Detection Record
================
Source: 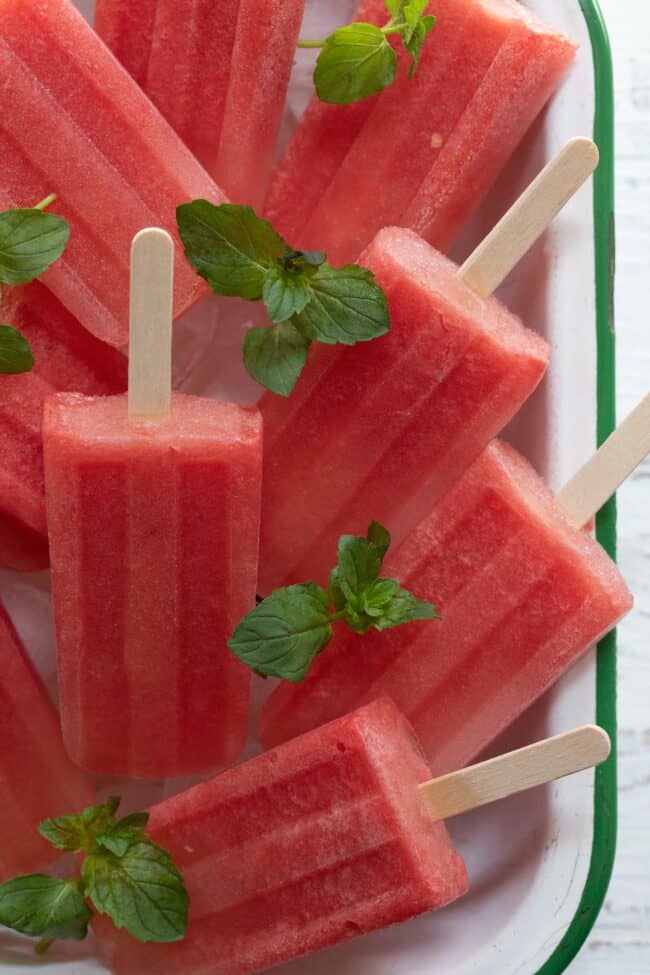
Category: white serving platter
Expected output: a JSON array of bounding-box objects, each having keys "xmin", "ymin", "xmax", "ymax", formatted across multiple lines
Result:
[{"xmin": 0, "ymin": 1, "xmax": 617, "ymax": 973}]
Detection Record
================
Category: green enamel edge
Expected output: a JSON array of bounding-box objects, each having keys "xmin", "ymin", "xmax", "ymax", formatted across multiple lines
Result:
[{"xmin": 536, "ymin": 1, "xmax": 617, "ymax": 972}]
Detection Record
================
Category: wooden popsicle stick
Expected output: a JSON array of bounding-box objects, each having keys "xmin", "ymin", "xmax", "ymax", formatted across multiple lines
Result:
[
  {"xmin": 556, "ymin": 393, "xmax": 650, "ymax": 528},
  {"xmin": 128, "ymin": 227, "xmax": 174, "ymax": 420},
  {"xmin": 418, "ymin": 725, "xmax": 610, "ymax": 822},
  {"xmin": 458, "ymin": 138, "xmax": 599, "ymax": 297}
]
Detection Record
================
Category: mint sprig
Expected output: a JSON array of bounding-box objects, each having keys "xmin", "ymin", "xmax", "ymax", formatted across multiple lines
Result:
[
  {"xmin": 0, "ymin": 797, "xmax": 188, "ymax": 952},
  {"xmin": 228, "ymin": 521, "xmax": 438, "ymax": 681},
  {"xmin": 298, "ymin": 0, "xmax": 436, "ymax": 104},
  {"xmin": 0, "ymin": 195, "xmax": 70, "ymax": 375},
  {"xmin": 177, "ymin": 203, "xmax": 390, "ymax": 396}
]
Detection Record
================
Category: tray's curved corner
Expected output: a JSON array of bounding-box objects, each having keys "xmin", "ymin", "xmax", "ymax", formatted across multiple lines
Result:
[{"xmin": 536, "ymin": 2, "xmax": 617, "ymax": 972}]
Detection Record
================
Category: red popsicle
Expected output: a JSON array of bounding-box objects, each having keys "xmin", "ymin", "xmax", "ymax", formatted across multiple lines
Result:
[
  {"xmin": 299, "ymin": 0, "xmax": 576, "ymax": 265},
  {"xmin": 94, "ymin": 698, "xmax": 468, "ymax": 975},
  {"xmin": 43, "ymin": 230, "xmax": 262, "ymax": 779},
  {"xmin": 259, "ymin": 227, "xmax": 549, "ymax": 593},
  {"xmin": 95, "ymin": 0, "xmax": 241, "ymax": 176},
  {"xmin": 0, "ymin": 602, "xmax": 93, "ymax": 881},
  {"xmin": 0, "ymin": 0, "xmax": 226, "ymax": 347},
  {"xmin": 263, "ymin": 0, "xmax": 389, "ymax": 243},
  {"xmin": 0, "ymin": 282, "xmax": 127, "ymax": 571},
  {"xmin": 259, "ymin": 440, "xmax": 634, "ymax": 774}
]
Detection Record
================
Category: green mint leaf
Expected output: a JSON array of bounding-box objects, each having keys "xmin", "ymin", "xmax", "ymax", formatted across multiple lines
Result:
[
  {"xmin": 228, "ymin": 583, "xmax": 333, "ymax": 681},
  {"xmin": 314, "ymin": 24, "xmax": 397, "ymax": 104},
  {"xmin": 383, "ymin": 0, "xmax": 403, "ymax": 15},
  {"xmin": 243, "ymin": 322, "xmax": 311, "ymax": 397},
  {"xmin": 39, "ymin": 796, "xmax": 121, "ymax": 852},
  {"xmin": 291, "ymin": 264, "xmax": 389, "ymax": 346},
  {"xmin": 0, "ymin": 325, "xmax": 34, "ymax": 374},
  {"xmin": 331, "ymin": 521, "xmax": 391, "ymax": 603},
  {"xmin": 96, "ymin": 812, "xmax": 151, "ymax": 858},
  {"xmin": 82, "ymin": 840, "xmax": 188, "ymax": 945},
  {"xmin": 0, "ymin": 208, "xmax": 69, "ymax": 286},
  {"xmin": 0, "ymin": 876, "xmax": 91, "ymax": 943},
  {"xmin": 366, "ymin": 582, "xmax": 439, "ymax": 630},
  {"xmin": 402, "ymin": 9, "xmax": 436, "ymax": 77},
  {"xmin": 263, "ymin": 266, "xmax": 314, "ymax": 323},
  {"xmin": 177, "ymin": 202, "xmax": 286, "ymax": 299}
]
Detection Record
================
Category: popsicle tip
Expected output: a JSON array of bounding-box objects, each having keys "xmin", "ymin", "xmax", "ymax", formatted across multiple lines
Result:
[
  {"xmin": 565, "ymin": 136, "xmax": 599, "ymax": 172},
  {"xmin": 131, "ymin": 226, "xmax": 174, "ymax": 254},
  {"xmin": 582, "ymin": 724, "xmax": 611, "ymax": 765}
]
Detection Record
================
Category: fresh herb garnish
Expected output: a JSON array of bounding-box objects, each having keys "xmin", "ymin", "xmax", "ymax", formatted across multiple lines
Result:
[
  {"xmin": 298, "ymin": 0, "xmax": 436, "ymax": 105},
  {"xmin": 0, "ymin": 797, "xmax": 188, "ymax": 952},
  {"xmin": 228, "ymin": 521, "xmax": 438, "ymax": 681},
  {"xmin": 0, "ymin": 195, "xmax": 70, "ymax": 375},
  {"xmin": 177, "ymin": 202, "xmax": 390, "ymax": 396}
]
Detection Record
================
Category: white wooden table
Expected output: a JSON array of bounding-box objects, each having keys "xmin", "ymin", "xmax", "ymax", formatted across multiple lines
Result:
[{"xmin": 570, "ymin": 1, "xmax": 650, "ymax": 970}]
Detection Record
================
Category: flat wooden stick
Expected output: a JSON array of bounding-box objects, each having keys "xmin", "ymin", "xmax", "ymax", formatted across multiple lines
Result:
[
  {"xmin": 128, "ymin": 228, "xmax": 174, "ymax": 420},
  {"xmin": 556, "ymin": 393, "xmax": 650, "ymax": 527},
  {"xmin": 458, "ymin": 138, "xmax": 599, "ymax": 297},
  {"xmin": 418, "ymin": 725, "xmax": 610, "ymax": 822}
]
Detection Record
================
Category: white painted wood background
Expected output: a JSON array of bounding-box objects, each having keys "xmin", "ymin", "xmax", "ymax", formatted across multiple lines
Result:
[{"xmin": 570, "ymin": 1, "xmax": 649, "ymax": 970}]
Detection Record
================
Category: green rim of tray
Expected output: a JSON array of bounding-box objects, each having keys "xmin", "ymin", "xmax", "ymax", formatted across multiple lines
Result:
[{"xmin": 536, "ymin": 1, "xmax": 617, "ymax": 972}]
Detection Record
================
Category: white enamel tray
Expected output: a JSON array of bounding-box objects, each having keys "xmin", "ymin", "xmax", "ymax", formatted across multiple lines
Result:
[{"xmin": 0, "ymin": 1, "xmax": 618, "ymax": 973}]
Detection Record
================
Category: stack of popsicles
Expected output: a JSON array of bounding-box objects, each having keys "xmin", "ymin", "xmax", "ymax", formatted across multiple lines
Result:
[
  {"xmin": 94, "ymin": 0, "xmax": 306, "ymax": 208},
  {"xmin": 265, "ymin": 0, "xmax": 577, "ymax": 263}
]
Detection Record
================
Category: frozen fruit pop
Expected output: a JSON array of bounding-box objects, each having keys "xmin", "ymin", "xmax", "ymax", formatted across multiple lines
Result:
[
  {"xmin": 0, "ymin": 602, "xmax": 93, "ymax": 881},
  {"xmin": 43, "ymin": 230, "xmax": 262, "ymax": 778},
  {"xmin": 266, "ymin": 0, "xmax": 576, "ymax": 264},
  {"xmin": 95, "ymin": 0, "xmax": 240, "ymax": 177},
  {"xmin": 0, "ymin": 282, "xmax": 127, "ymax": 572},
  {"xmin": 0, "ymin": 0, "xmax": 227, "ymax": 348},
  {"xmin": 94, "ymin": 699, "xmax": 609, "ymax": 975},
  {"xmin": 215, "ymin": 0, "xmax": 306, "ymax": 209},
  {"xmin": 260, "ymin": 407, "xmax": 648, "ymax": 770},
  {"xmin": 259, "ymin": 140, "xmax": 598, "ymax": 593},
  {"xmin": 95, "ymin": 0, "xmax": 305, "ymax": 208},
  {"xmin": 263, "ymin": 0, "xmax": 390, "ymax": 242}
]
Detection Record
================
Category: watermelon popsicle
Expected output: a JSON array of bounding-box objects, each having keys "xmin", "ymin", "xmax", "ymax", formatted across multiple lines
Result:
[
  {"xmin": 259, "ymin": 403, "xmax": 650, "ymax": 770},
  {"xmin": 266, "ymin": 0, "xmax": 576, "ymax": 263},
  {"xmin": 0, "ymin": 282, "xmax": 127, "ymax": 572},
  {"xmin": 94, "ymin": 699, "xmax": 609, "ymax": 975},
  {"xmin": 0, "ymin": 0, "xmax": 227, "ymax": 348},
  {"xmin": 0, "ymin": 601, "xmax": 93, "ymax": 881},
  {"xmin": 263, "ymin": 0, "xmax": 390, "ymax": 242},
  {"xmin": 259, "ymin": 139, "xmax": 598, "ymax": 593},
  {"xmin": 43, "ymin": 230, "xmax": 262, "ymax": 779},
  {"xmin": 94, "ymin": 0, "xmax": 305, "ymax": 209}
]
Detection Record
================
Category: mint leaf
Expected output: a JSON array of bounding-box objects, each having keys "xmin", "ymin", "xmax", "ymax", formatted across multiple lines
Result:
[
  {"xmin": 330, "ymin": 522, "xmax": 391, "ymax": 604},
  {"xmin": 96, "ymin": 812, "xmax": 151, "ymax": 858},
  {"xmin": 39, "ymin": 796, "xmax": 121, "ymax": 852},
  {"xmin": 0, "ymin": 325, "xmax": 34, "ymax": 374},
  {"xmin": 177, "ymin": 201, "xmax": 285, "ymax": 299},
  {"xmin": 403, "ymin": 11, "xmax": 436, "ymax": 77},
  {"xmin": 83, "ymin": 840, "xmax": 188, "ymax": 945},
  {"xmin": 177, "ymin": 203, "xmax": 391, "ymax": 396},
  {"xmin": 314, "ymin": 24, "xmax": 397, "ymax": 104},
  {"xmin": 263, "ymin": 266, "xmax": 313, "ymax": 323},
  {"xmin": 0, "ymin": 208, "xmax": 69, "ymax": 286},
  {"xmin": 228, "ymin": 583, "xmax": 333, "ymax": 681},
  {"xmin": 291, "ymin": 264, "xmax": 389, "ymax": 345},
  {"xmin": 365, "ymin": 581, "xmax": 439, "ymax": 630},
  {"xmin": 243, "ymin": 322, "xmax": 311, "ymax": 397},
  {"xmin": 231, "ymin": 521, "xmax": 438, "ymax": 682},
  {"xmin": 0, "ymin": 876, "xmax": 91, "ymax": 942}
]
